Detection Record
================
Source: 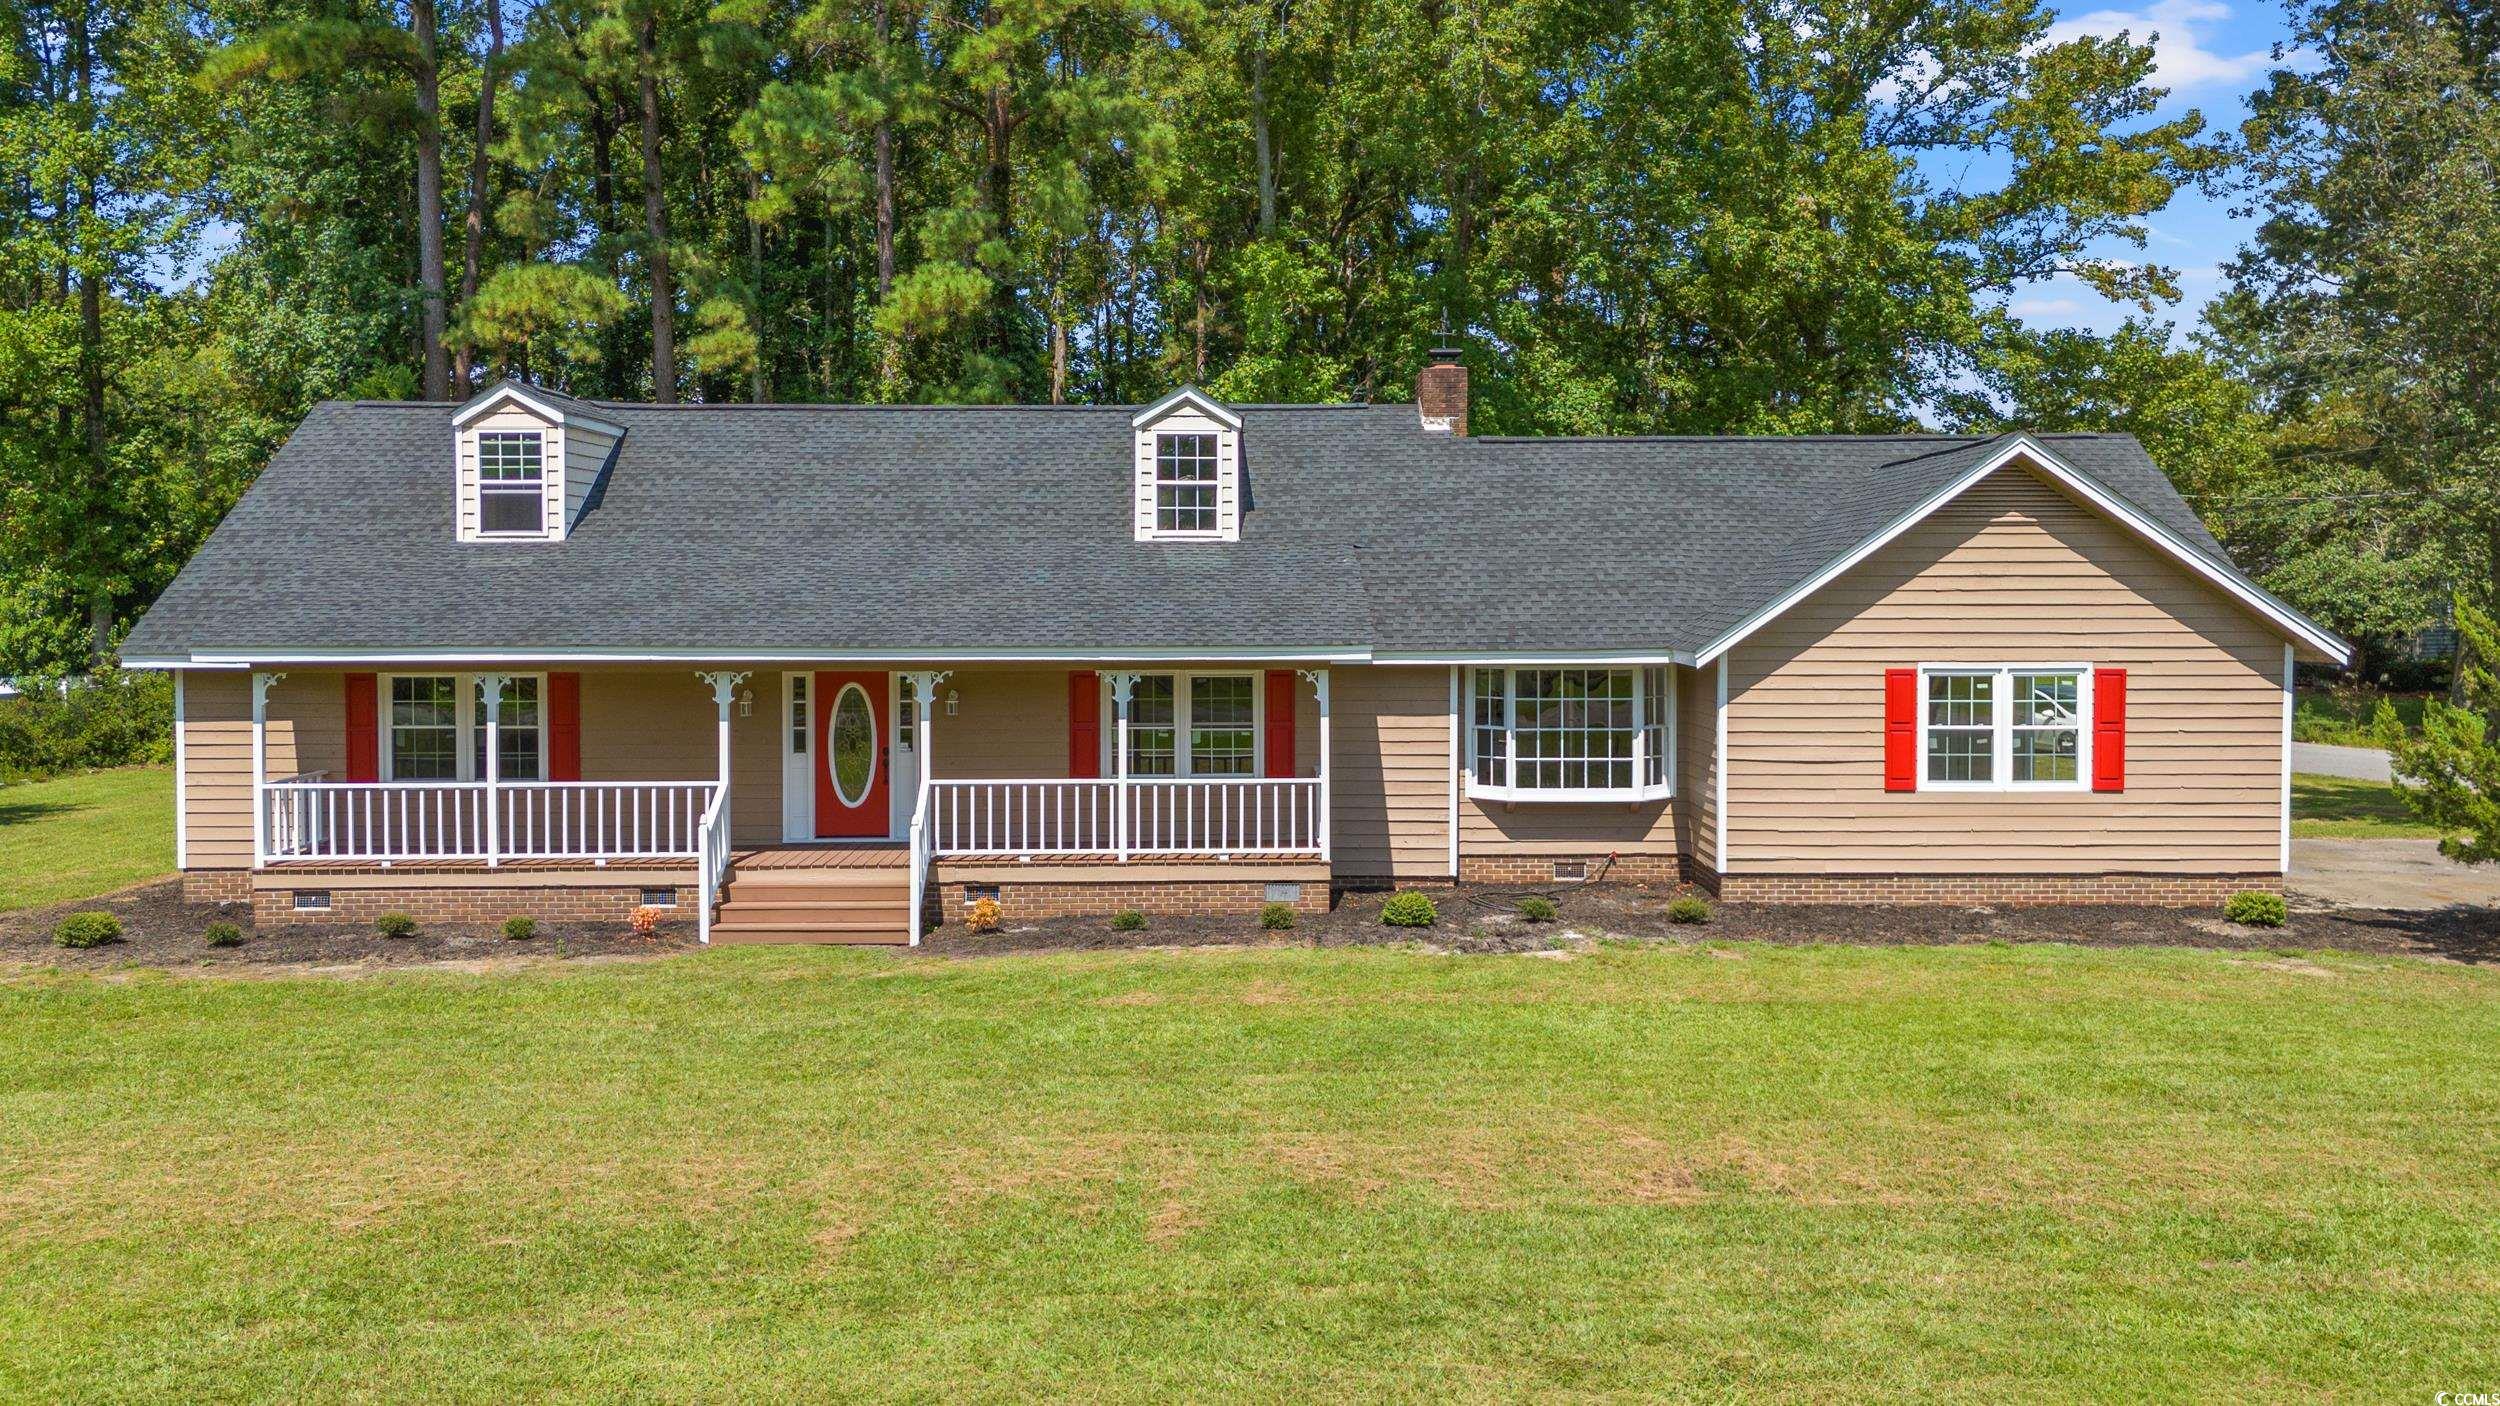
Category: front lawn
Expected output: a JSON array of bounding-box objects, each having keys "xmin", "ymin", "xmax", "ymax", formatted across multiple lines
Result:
[
  {"xmin": 0, "ymin": 766, "xmax": 172, "ymax": 912},
  {"xmin": 3, "ymin": 943, "xmax": 2496, "ymax": 1398},
  {"xmin": 2291, "ymin": 771, "xmax": 2446, "ymax": 839}
]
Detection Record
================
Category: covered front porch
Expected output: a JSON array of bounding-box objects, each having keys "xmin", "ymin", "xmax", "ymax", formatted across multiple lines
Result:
[{"xmin": 236, "ymin": 663, "xmax": 1336, "ymax": 941}]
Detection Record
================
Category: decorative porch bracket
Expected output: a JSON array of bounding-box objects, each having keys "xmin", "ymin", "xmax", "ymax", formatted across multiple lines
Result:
[{"xmin": 695, "ymin": 672, "xmax": 751, "ymax": 788}]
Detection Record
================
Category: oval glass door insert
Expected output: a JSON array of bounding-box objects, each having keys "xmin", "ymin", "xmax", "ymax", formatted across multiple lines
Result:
[{"xmin": 829, "ymin": 683, "xmax": 875, "ymax": 806}]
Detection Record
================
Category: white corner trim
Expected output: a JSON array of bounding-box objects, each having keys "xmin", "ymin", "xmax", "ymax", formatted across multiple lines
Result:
[
  {"xmin": 1715, "ymin": 655, "xmax": 1731, "ymax": 871},
  {"xmin": 1447, "ymin": 665, "xmax": 1461, "ymax": 878},
  {"xmin": 2281, "ymin": 641, "xmax": 2295, "ymax": 875},
  {"xmin": 1692, "ymin": 436, "xmax": 2353, "ymax": 668},
  {"xmin": 172, "ymin": 671, "xmax": 187, "ymax": 870},
  {"xmin": 451, "ymin": 383, "xmax": 625, "ymax": 437},
  {"xmin": 1129, "ymin": 385, "xmax": 1242, "ymax": 431}
]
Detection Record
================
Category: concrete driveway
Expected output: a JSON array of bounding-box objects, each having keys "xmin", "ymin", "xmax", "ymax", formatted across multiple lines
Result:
[
  {"xmin": 2291, "ymin": 837, "xmax": 2500, "ymax": 911},
  {"xmin": 2292, "ymin": 742, "xmax": 2394, "ymax": 782}
]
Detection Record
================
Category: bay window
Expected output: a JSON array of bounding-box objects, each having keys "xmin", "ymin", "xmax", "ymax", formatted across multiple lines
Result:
[
  {"xmin": 383, "ymin": 673, "xmax": 546, "ymax": 782},
  {"xmin": 1919, "ymin": 665, "xmax": 2087, "ymax": 789},
  {"xmin": 1118, "ymin": 672, "xmax": 1261, "ymax": 777},
  {"xmin": 1466, "ymin": 666, "xmax": 1675, "ymax": 801}
]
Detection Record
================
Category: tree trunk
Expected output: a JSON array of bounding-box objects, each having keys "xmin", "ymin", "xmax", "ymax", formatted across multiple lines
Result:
[
  {"xmin": 412, "ymin": 0, "xmax": 450, "ymax": 400},
  {"xmin": 984, "ymin": 85, "xmax": 1016, "ymax": 359},
  {"xmin": 638, "ymin": 8, "xmax": 677, "ymax": 403},
  {"xmin": 1250, "ymin": 47, "xmax": 1276, "ymax": 238},
  {"xmin": 1192, "ymin": 239, "xmax": 1210, "ymax": 380},
  {"xmin": 73, "ymin": 5, "xmax": 111, "ymax": 667},
  {"xmin": 453, "ymin": 0, "xmax": 505, "ymax": 391},
  {"xmin": 873, "ymin": 0, "xmax": 896, "ymax": 301},
  {"xmin": 747, "ymin": 168, "xmax": 768, "ymax": 403}
]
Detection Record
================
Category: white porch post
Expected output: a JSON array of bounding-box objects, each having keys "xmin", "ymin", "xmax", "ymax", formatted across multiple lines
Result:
[
  {"xmin": 479, "ymin": 673, "xmax": 507, "ymax": 866},
  {"xmin": 1300, "ymin": 668, "xmax": 1332, "ymax": 862},
  {"xmin": 250, "ymin": 671, "xmax": 284, "ymax": 867},
  {"xmin": 1106, "ymin": 672, "xmax": 1137, "ymax": 861},
  {"xmin": 908, "ymin": 670, "xmax": 950, "ymax": 798}
]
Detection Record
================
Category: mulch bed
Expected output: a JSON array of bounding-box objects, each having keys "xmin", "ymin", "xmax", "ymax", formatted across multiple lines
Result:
[
  {"xmin": 918, "ymin": 881, "xmax": 2500, "ymax": 964},
  {"xmin": 7, "ymin": 878, "xmax": 2493, "ymax": 975},
  {"xmin": 0, "ymin": 880, "xmax": 697, "ymax": 972}
]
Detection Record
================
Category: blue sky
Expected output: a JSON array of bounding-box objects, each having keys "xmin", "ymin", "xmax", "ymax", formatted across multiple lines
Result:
[{"xmin": 2005, "ymin": 0, "xmax": 2293, "ymax": 336}]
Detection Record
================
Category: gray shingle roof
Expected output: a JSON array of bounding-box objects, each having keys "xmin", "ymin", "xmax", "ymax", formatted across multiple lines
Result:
[{"xmin": 122, "ymin": 395, "xmax": 2275, "ymax": 662}]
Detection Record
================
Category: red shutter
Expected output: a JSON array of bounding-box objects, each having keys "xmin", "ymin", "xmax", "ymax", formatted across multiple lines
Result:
[
  {"xmin": 1883, "ymin": 668, "xmax": 1918, "ymax": 792},
  {"xmin": 1067, "ymin": 671, "xmax": 1100, "ymax": 778},
  {"xmin": 548, "ymin": 672, "xmax": 582, "ymax": 782},
  {"xmin": 344, "ymin": 673, "xmax": 379, "ymax": 783},
  {"xmin": 1264, "ymin": 670, "xmax": 1298, "ymax": 778},
  {"xmin": 2093, "ymin": 668, "xmax": 2126, "ymax": 792}
]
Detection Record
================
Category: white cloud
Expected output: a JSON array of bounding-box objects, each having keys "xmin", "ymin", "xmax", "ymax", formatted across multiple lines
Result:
[
  {"xmin": 2010, "ymin": 296, "xmax": 2087, "ymax": 317},
  {"xmin": 2046, "ymin": 0, "xmax": 2271, "ymax": 91}
]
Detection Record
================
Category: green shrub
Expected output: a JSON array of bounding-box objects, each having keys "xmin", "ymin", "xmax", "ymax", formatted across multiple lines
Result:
[
  {"xmin": 0, "ymin": 670, "xmax": 173, "ymax": 783},
  {"xmin": 1110, "ymin": 908, "xmax": 1148, "ymax": 932},
  {"xmin": 1380, "ymin": 891, "xmax": 1437, "ymax": 927},
  {"xmin": 53, "ymin": 910, "xmax": 122, "ymax": 949},
  {"xmin": 1259, "ymin": 902, "xmax": 1297, "ymax": 930},
  {"xmin": 1516, "ymin": 896, "xmax": 1558, "ymax": 923},
  {"xmin": 2225, "ymin": 891, "xmax": 2288, "ymax": 928},
  {"xmin": 203, "ymin": 921, "xmax": 244, "ymax": 948},
  {"xmin": 1667, "ymin": 896, "xmax": 1712, "ymax": 924},
  {"xmin": 375, "ymin": 912, "xmax": 417, "ymax": 939},
  {"xmin": 501, "ymin": 916, "xmax": 538, "ymax": 941}
]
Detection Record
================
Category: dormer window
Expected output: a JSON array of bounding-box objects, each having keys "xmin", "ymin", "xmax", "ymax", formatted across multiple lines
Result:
[
  {"xmin": 477, "ymin": 431, "xmax": 547, "ymax": 535},
  {"xmin": 1131, "ymin": 387, "xmax": 1242, "ymax": 542},
  {"xmin": 452, "ymin": 379, "xmax": 624, "ymax": 544},
  {"xmin": 1155, "ymin": 433, "xmax": 1219, "ymax": 533}
]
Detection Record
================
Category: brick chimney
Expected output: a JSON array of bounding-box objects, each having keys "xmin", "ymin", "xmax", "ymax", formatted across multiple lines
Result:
[{"xmin": 1417, "ymin": 344, "xmax": 1468, "ymax": 436}]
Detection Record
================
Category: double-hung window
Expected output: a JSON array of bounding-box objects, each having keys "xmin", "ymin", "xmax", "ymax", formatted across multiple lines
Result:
[
  {"xmin": 384, "ymin": 673, "xmax": 546, "ymax": 781},
  {"xmin": 1153, "ymin": 433, "xmax": 1219, "ymax": 534},
  {"xmin": 1919, "ymin": 665, "xmax": 2086, "ymax": 789},
  {"xmin": 1118, "ymin": 673, "xmax": 1259, "ymax": 776},
  {"xmin": 1466, "ymin": 667, "xmax": 1674, "ymax": 801},
  {"xmin": 476, "ymin": 431, "xmax": 547, "ymax": 536}
]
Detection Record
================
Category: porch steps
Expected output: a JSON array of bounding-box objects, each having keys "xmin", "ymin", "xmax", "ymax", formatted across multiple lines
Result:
[{"xmin": 710, "ymin": 863, "xmax": 913, "ymax": 945}]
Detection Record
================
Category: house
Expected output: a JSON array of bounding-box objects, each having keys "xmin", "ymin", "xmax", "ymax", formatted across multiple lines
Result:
[{"xmin": 121, "ymin": 353, "xmax": 2351, "ymax": 942}]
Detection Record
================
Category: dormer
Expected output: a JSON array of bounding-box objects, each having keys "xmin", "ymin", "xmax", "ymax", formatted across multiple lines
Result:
[
  {"xmin": 1131, "ymin": 387, "xmax": 1242, "ymax": 542},
  {"xmin": 451, "ymin": 380, "xmax": 624, "ymax": 543}
]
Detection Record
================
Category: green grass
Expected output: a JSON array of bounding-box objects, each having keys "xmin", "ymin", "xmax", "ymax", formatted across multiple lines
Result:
[
  {"xmin": 0, "ymin": 766, "xmax": 172, "ymax": 912},
  {"xmin": 3, "ymin": 944, "xmax": 2497, "ymax": 1399},
  {"xmin": 2293, "ymin": 686, "xmax": 2431, "ymax": 747},
  {"xmin": 2291, "ymin": 772, "xmax": 2446, "ymax": 839}
]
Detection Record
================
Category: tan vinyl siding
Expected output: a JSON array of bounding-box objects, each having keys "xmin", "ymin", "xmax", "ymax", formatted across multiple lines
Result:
[
  {"xmin": 1676, "ymin": 662, "xmax": 1718, "ymax": 872},
  {"xmin": 1331, "ymin": 665, "xmax": 1453, "ymax": 879},
  {"xmin": 179, "ymin": 670, "xmax": 345, "ymax": 871},
  {"xmin": 1725, "ymin": 465, "xmax": 2287, "ymax": 875},
  {"xmin": 562, "ymin": 423, "xmax": 618, "ymax": 531}
]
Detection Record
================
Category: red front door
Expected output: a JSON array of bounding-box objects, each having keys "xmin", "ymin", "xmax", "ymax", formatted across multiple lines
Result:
[{"xmin": 813, "ymin": 671, "xmax": 890, "ymax": 838}]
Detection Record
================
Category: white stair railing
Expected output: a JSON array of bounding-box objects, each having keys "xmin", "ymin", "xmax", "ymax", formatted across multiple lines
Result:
[{"xmin": 696, "ymin": 783, "xmax": 733, "ymax": 944}]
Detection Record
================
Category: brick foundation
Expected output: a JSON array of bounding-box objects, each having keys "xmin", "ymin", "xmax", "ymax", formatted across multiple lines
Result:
[
  {"xmin": 944, "ymin": 877, "xmax": 1332, "ymax": 921},
  {"xmin": 1458, "ymin": 853, "xmax": 1683, "ymax": 886},
  {"xmin": 252, "ymin": 882, "xmax": 672, "ymax": 927},
  {"xmin": 1706, "ymin": 870, "xmax": 2276, "ymax": 907},
  {"xmin": 183, "ymin": 870, "xmax": 251, "ymax": 904}
]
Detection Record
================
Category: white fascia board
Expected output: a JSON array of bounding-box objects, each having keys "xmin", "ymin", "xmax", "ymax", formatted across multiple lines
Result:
[
  {"xmin": 154, "ymin": 645, "xmax": 1374, "ymax": 667},
  {"xmin": 450, "ymin": 384, "xmax": 626, "ymax": 438},
  {"xmin": 1375, "ymin": 650, "xmax": 1697, "ymax": 667},
  {"xmin": 1692, "ymin": 436, "xmax": 2353, "ymax": 668},
  {"xmin": 1130, "ymin": 385, "xmax": 1242, "ymax": 431}
]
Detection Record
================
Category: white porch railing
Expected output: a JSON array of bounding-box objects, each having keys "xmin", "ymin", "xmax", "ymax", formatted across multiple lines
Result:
[
  {"xmin": 926, "ymin": 777, "xmax": 1323, "ymax": 858},
  {"xmin": 260, "ymin": 779, "xmax": 718, "ymax": 865},
  {"xmin": 696, "ymin": 784, "xmax": 733, "ymax": 944}
]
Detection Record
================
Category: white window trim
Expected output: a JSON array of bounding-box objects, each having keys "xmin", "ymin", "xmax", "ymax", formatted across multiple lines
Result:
[
  {"xmin": 1103, "ymin": 670, "xmax": 1267, "ymax": 778},
  {"xmin": 1462, "ymin": 666, "xmax": 1676, "ymax": 803},
  {"xmin": 379, "ymin": 671, "xmax": 550, "ymax": 782},
  {"xmin": 1914, "ymin": 663, "xmax": 2092, "ymax": 793},
  {"xmin": 473, "ymin": 429, "xmax": 554, "ymax": 540},
  {"xmin": 1149, "ymin": 430, "xmax": 1225, "ymax": 540}
]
